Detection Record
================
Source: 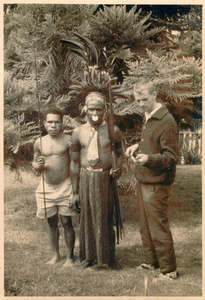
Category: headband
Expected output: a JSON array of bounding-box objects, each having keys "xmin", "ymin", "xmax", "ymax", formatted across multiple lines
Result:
[
  {"xmin": 85, "ymin": 92, "xmax": 105, "ymax": 106},
  {"xmin": 82, "ymin": 92, "xmax": 105, "ymax": 114}
]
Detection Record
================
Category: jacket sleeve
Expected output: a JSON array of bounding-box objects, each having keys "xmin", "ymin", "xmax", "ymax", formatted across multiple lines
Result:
[{"xmin": 143, "ymin": 126, "xmax": 179, "ymax": 171}]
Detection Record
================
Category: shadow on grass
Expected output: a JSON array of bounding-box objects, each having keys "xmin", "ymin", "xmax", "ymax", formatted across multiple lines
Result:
[{"xmin": 114, "ymin": 244, "xmax": 144, "ymax": 270}]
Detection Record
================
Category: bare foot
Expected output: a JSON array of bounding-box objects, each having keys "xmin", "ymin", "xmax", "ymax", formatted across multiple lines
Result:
[
  {"xmin": 46, "ymin": 255, "xmax": 60, "ymax": 265},
  {"xmin": 77, "ymin": 260, "xmax": 94, "ymax": 269},
  {"xmin": 63, "ymin": 258, "xmax": 74, "ymax": 267}
]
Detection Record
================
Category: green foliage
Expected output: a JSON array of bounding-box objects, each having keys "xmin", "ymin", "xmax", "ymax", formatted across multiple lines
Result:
[
  {"xmin": 88, "ymin": 5, "xmax": 164, "ymax": 50},
  {"xmin": 4, "ymin": 4, "xmax": 96, "ymax": 100},
  {"xmin": 69, "ymin": 67, "xmax": 123, "ymax": 102},
  {"xmin": 180, "ymin": 146, "xmax": 202, "ymax": 165},
  {"xmin": 62, "ymin": 65, "xmax": 130, "ymax": 119},
  {"xmin": 4, "ymin": 72, "xmax": 26, "ymax": 114},
  {"xmin": 4, "ymin": 71, "xmax": 39, "ymax": 117},
  {"xmin": 4, "ymin": 4, "xmax": 95, "ymax": 170},
  {"xmin": 86, "ymin": 5, "xmax": 167, "ymax": 82},
  {"xmin": 4, "ymin": 115, "xmax": 40, "ymax": 157},
  {"xmin": 60, "ymin": 33, "xmax": 132, "ymax": 117},
  {"xmin": 5, "ymin": 117, "xmax": 39, "ymax": 154},
  {"xmin": 125, "ymin": 49, "xmax": 201, "ymax": 99},
  {"xmin": 118, "ymin": 158, "xmax": 138, "ymax": 195},
  {"xmin": 176, "ymin": 30, "xmax": 202, "ymax": 60},
  {"xmin": 123, "ymin": 49, "xmax": 202, "ymax": 125},
  {"xmin": 169, "ymin": 6, "xmax": 202, "ymax": 61},
  {"xmin": 4, "ymin": 4, "xmax": 202, "ymax": 170},
  {"xmin": 171, "ymin": 5, "xmax": 202, "ymax": 34},
  {"xmin": 4, "ymin": 71, "xmax": 41, "ymax": 171},
  {"xmin": 60, "ymin": 34, "xmax": 140, "ymax": 120},
  {"xmin": 4, "ymin": 115, "xmax": 39, "ymax": 180}
]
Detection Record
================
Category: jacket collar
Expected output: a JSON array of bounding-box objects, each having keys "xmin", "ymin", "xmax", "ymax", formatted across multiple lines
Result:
[{"xmin": 150, "ymin": 105, "xmax": 169, "ymax": 120}]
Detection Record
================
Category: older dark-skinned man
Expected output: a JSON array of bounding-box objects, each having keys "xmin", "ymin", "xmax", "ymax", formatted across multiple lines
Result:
[{"xmin": 70, "ymin": 91, "xmax": 123, "ymax": 269}]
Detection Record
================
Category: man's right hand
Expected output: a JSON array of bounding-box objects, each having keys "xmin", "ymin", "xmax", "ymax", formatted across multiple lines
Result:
[
  {"xmin": 32, "ymin": 156, "xmax": 45, "ymax": 171},
  {"xmin": 36, "ymin": 156, "xmax": 45, "ymax": 170},
  {"xmin": 125, "ymin": 144, "xmax": 139, "ymax": 158},
  {"xmin": 72, "ymin": 194, "xmax": 81, "ymax": 213}
]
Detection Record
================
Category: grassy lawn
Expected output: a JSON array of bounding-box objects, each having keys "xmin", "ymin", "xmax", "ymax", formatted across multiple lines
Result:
[{"xmin": 4, "ymin": 165, "xmax": 202, "ymax": 297}]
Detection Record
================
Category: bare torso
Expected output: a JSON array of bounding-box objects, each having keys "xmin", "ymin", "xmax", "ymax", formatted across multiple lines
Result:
[
  {"xmin": 77, "ymin": 122, "xmax": 119, "ymax": 170},
  {"xmin": 39, "ymin": 133, "xmax": 71, "ymax": 184}
]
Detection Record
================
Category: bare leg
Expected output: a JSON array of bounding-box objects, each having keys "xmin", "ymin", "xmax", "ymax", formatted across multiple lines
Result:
[
  {"xmin": 46, "ymin": 214, "xmax": 60, "ymax": 265},
  {"xmin": 60, "ymin": 215, "xmax": 75, "ymax": 267}
]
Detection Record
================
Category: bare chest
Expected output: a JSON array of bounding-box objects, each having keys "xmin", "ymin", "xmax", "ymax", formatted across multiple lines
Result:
[
  {"xmin": 41, "ymin": 137, "xmax": 70, "ymax": 156},
  {"xmin": 79, "ymin": 126, "xmax": 110, "ymax": 149}
]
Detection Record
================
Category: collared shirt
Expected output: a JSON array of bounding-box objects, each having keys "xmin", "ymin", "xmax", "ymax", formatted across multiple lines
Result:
[{"xmin": 145, "ymin": 103, "xmax": 162, "ymax": 123}]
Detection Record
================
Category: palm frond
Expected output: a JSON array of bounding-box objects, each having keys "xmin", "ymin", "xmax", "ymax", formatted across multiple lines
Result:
[
  {"xmin": 114, "ymin": 100, "xmax": 142, "ymax": 116},
  {"xmin": 72, "ymin": 32, "xmax": 99, "ymax": 65}
]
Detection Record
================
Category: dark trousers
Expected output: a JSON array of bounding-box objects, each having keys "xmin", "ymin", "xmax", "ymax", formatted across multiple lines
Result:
[{"xmin": 137, "ymin": 182, "xmax": 177, "ymax": 273}]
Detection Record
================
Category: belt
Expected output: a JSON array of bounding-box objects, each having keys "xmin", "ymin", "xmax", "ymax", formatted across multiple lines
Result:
[{"xmin": 85, "ymin": 167, "xmax": 111, "ymax": 173}]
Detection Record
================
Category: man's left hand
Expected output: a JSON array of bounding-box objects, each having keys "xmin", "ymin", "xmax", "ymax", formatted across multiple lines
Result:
[
  {"xmin": 133, "ymin": 154, "xmax": 148, "ymax": 165},
  {"xmin": 110, "ymin": 168, "xmax": 122, "ymax": 179},
  {"xmin": 70, "ymin": 194, "xmax": 81, "ymax": 213}
]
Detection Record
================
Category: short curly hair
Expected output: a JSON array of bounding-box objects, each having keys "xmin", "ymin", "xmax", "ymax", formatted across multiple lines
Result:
[{"xmin": 43, "ymin": 105, "xmax": 64, "ymax": 121}]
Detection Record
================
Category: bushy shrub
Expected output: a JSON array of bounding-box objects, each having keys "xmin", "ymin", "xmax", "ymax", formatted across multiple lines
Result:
[{"xmin": 180, "ymin": 146, "xmax": 202, "ymax": 165}]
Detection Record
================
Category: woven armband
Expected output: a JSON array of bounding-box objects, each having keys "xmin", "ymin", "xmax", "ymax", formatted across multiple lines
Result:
[
  {"xmin": 115, "ymin": 141, "xmax": 122, "ymax": 149},
  {"xmin": 71, "ymin": 143, "xmax": 80, "ymax": 152}
]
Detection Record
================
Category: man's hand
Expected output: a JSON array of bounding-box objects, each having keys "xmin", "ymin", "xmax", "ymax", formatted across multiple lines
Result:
[
  {"xmin": 71, "ymin": 194, "xmax": 81, "ymax": 213},
  {"xmin": 110, "ymin": 168, "xmax": 122, "ymax": 179},
  {"xmin": 34, "ymin": 156, "xmax": 45, "ymax": 171},
  {"xmin": 125, "ymin": 144, "xmax": 139, "ymax": 158},
  {"xmin": 132, "ymin": 154, "xmax": 148, "ymax": 165}
]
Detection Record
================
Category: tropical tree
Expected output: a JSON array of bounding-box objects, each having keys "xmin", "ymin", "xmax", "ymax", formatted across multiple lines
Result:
[
  {"xmin": 85, "ymin": 5, "xmax": 168, "ymax": 82},
  {"xmin": 4, "ymin": 4, "xmax": 96, "ymax": 172},
  {"xmin": 4, "ymin": 4, "xmax": 202, "ymax": 174},
  {"xmin": 60, "ymin": 5, "xmax": 202, "ymax": 128},
  {"xmin": 4, "ymin": 4, "xmax": 97, "ymax": 104},
  {"xmin": 123, "ymin": 50, "xmax": 202, "ymax": 127}
]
